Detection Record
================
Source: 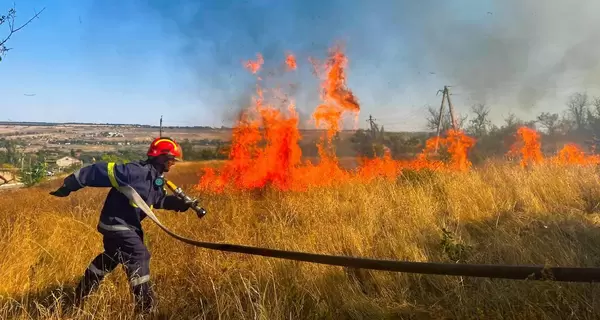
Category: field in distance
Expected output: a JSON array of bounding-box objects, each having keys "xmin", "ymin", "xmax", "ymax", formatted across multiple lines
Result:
[{"xmin": 0, "ymin": 122, "xmax": 358, "ymax": 154}]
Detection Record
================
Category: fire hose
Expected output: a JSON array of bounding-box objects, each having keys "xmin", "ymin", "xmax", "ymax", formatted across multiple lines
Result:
[{"xmin": 120, "ymin": 182, "xmax": 600, "ymax": 283}]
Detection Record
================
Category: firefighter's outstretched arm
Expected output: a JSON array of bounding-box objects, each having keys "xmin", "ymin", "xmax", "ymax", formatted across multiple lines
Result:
[{"xmin": 49, "ymin": 162, "xmax": 140, "ymax": 197}]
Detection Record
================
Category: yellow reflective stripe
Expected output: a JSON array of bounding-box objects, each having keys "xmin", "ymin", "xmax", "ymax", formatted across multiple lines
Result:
[
  {"xmin": 107, "ymin": 162, "xmax": 119, "ymax": 188},
  {"xmin": 107, "ymin": 161, "xmax": 153, "ymax": 210},
  {"xmin": 129, "ymin": 200, "xmax": 153, "ymax": 209}
]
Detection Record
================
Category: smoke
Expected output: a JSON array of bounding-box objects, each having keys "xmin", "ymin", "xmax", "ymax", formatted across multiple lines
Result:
[
  {"xmin": 88, "ymin": 0, "xmax": 600, "ymax": 126},
  {"xmin": 410, "ymin": 0, "xmax": 600, "ymax": 109}
]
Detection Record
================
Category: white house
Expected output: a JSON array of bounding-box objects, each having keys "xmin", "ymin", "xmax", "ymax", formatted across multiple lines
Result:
[{"xmin": 56, "ymin": 156, "xmax": 83, "ymax": 168}]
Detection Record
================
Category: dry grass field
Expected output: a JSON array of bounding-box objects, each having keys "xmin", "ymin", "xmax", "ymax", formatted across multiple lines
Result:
[{"xmin": 2, "ymin": 161, "xmax": 600, "ymax": 319}]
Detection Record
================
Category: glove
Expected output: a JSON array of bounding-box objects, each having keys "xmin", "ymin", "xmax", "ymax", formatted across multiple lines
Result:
[
  {"xmin": 162, "ymin": 195, "xmax": 191, "ymax": 212},
  {"xmin": 50, "ymin": 185, "xmax": 71, "ymax": 197},
  {"xmin": 175, "ymin": 199, "xmax": 192, "ymax": 212}
]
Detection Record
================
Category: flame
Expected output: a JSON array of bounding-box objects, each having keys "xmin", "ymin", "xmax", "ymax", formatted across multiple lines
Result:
[
  {"xmin": 436, "ymin": 129, "xmax": 476, "ymax": 171},
  {"xmin": 196, "ymin": 81, "xmax": 302, "ymax": 192},
  {"xmin": 199, "ymin": 45, "xmax": 600, "ymax": 194},
  {"xmin": 312, "ymin": 46, "xmax": 360, "ymax": 138},
  {"xmin": 244, "ymin": 53, "xmax": 264, "ymax": 74},
  {"xmin": 199, "ymin": 47, "xmax": 361, "ymax": 192},
  {"xmin": 505, "ymin": 126, "xmax": 600, "ymax": 167},
  {"xmin": 508, "ymin": 127, "xmax": 543, "ymax": 167},
  {"xmin": 553, "ymin": 143, "xmax": 600, "ymax": 165},
  {"xmin": 197, "ymin": 46, "xmax": 481, "ymax": 193},
  {"xmin": 285, "ymin": 53, "xmax": 297, "ymax": 70}
]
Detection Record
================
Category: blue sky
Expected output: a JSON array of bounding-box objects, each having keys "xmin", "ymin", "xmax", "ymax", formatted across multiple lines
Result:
[{"xmin": 1, "ymin": 0, "xmax": 599, "ymax": 131}]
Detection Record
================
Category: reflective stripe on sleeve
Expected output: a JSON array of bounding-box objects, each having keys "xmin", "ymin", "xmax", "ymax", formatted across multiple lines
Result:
[{"xmin": 107, "ymin": 162, "xmax": 119, "ymax": 188}]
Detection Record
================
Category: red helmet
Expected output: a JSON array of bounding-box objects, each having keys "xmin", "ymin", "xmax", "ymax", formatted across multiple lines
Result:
[{"xmin": 147, "ymin": 137, "xmax": 183, "ymax": 161}]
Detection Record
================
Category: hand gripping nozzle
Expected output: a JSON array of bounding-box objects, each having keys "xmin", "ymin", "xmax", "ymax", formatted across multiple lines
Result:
[{"xmin": 165, "ymin": 179, "xmax": 207, "ymax": 218}]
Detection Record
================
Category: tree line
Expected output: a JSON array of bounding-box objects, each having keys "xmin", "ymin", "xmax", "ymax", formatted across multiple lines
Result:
[{"xmin": 349, "ymin": 92, "xmax": 600, "ymax": 163}]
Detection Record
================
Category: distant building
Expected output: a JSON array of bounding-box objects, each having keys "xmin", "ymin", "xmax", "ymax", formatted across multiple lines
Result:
[
  {"xmin": 56, "ymin": 156, "xmax": 83, "ymax": 168},
  {"xmin": 102, "ymin": 131, "xmax": 124, "ymax": 138}
]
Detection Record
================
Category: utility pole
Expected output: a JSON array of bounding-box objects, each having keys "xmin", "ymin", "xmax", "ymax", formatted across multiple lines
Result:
[
  {"xmin": 445, "ymin": 86, "xmax": 458, "ymax": 130},
  {"xmin": 366, "ymin": 115, "xmax": 378, "ymax": 139},
  {"xmin": 435, "ymin": 89, "xmax": 446, "ymax": 151},
  {"xmin": 159, "ymin": 115, "xmax": 163, "ymax": 137},
  {"xmin": 434, "ymin": 86, "xmax": 458, "ymax": 152}
]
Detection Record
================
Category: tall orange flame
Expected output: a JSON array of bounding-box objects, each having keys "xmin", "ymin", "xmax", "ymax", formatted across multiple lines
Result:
[
  {"xmin": 509, "ymin": 127, "xmax": 543, "ymax": 167},
  {"xmin": 199, "ymin": 47, "xmax": 362, "ymax": 192},
  {"xmin": 203, "ymin": 45, "xmax": 600, "ymax": 194},
  {"xmin": 198, "ymin": 46, "xmax": 547, "ymax": 193},
  {"xmin": 312, "ymin": 46, "xmax": 360, "ymax": 139}
]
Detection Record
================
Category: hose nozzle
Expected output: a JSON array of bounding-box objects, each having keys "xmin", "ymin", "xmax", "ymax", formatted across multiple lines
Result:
[{"xmin": 165, "ymin": 179, "xmax": 207, "ymax": 218}]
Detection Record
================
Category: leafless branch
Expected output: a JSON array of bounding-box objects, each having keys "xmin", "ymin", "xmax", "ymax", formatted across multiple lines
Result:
[
  {"xmin": 0, "ymin": 5, "xmax": 45, "ymax": 57},
  {"xmin": 566, "ymin": 92, "xmax": 589, "ymax": 131}
]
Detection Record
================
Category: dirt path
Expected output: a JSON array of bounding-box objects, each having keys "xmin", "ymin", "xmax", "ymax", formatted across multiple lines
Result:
[
  {"xmin": 0, "ymin": 176, "xmax": 63, "ymax": 192},
  {"xmin": 0, "ymin": 182, "xmax": 25, "ymax": 191}
]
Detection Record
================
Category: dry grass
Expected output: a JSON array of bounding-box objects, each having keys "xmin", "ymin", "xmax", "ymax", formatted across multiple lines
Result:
[{"xmin": 2, "ymin": 161, "xmax": 600, "ymax": 319}]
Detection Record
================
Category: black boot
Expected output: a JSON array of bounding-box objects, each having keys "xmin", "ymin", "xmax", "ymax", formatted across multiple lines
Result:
[
  {"xmin": 72, "ymin": 253, "xmax": 117, "ymax": 309},
  {"xmin": 132, "ymin": 279, "xmax": 156, "ymax": 316}
]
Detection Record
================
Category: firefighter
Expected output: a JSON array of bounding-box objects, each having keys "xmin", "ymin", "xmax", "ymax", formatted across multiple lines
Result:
[{"xmin": 49, "ymin": 137, "xmax": 192, "ymax": 315}]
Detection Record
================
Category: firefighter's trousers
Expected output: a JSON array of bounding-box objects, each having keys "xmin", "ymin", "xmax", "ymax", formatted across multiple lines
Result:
[{"xmin": 74, "ymin": 231, "xmax": 154, "ymax": 313}]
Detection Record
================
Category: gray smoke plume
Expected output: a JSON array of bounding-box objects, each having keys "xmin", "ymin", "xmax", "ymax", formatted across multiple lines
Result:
[
  {"xmin": 410, "ymin": 0, "xmax": 600, "ymax": 109},
  {"xmin": 88, "ymin": 0, "xmax": 600, "ymax": 127}
]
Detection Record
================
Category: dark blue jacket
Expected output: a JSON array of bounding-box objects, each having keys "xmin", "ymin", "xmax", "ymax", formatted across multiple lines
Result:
[{"xmin": 62, "ymin": 160, "xmax": 185, "ymax": 236}]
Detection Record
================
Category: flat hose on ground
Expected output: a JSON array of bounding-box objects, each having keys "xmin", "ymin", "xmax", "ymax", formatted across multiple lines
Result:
[{"xmin": 119, "ymin": 185, "xmax": 600, "ymax": 283}]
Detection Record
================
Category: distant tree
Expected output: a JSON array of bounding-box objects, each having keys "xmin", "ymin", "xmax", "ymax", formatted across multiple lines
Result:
[
  {"xmin": 0, "ymin": 5, "xmax": 45, "ymax": 62},
  {"xmin": 0, "ymin": 139, "xmax": 20, "ymax": 166},
  {"xmin": 586, "ymin": 97, "xmax": 600, "ymax": 131},
  {"xmin": 566, "ymin": 92, "xmax": 589, "ymax": 131},
  {"xmin": 350, "ymin": 129, "xmax": 376, "ymax": 157},
  {"xmin": 179, "ymin": 139, "xmax": 195, "ymax": 159},
  {"xmin": 467, "ymin": 104, "xmax": 491, "ymax": 137},
  {"xmin": 19, "ymin": 157, "xmax": 47, "ymax": 187},
  {"xmin": 426, "ymin": 106, "xmax": 448, "ymax": 132},
  {"xmin": 426, "ymin": 105, "xmax": 468, "ymax": 132},
  {"xmin": 536, "ymin": 112, "xmax": 560, "ymax": 135},
  {"xmin": 592, "ymin": 97, "xmax": 600, "ymax": 116},
  {"xmin": 386, "ymin": 134, "xmax": 423, "ymax": 159},
  {"xmin": 503, "ymin": 113, "xmax": 519, "ymax": 129}
]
